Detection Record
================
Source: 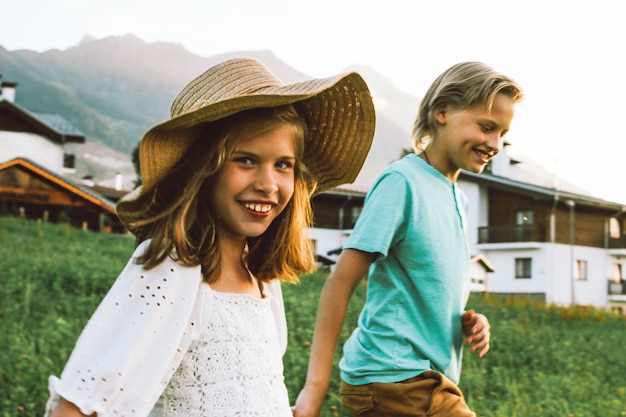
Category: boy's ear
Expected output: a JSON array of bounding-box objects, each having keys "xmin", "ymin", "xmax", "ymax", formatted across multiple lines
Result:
[{"xmin": 434, "ymin": 105, "xmax": 447, "ymax": 124}]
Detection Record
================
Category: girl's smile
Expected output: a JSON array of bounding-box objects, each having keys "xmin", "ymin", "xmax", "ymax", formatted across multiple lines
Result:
[{"xmin": 242, "ymin": 202, "xmax": 273, "ymax": 214}]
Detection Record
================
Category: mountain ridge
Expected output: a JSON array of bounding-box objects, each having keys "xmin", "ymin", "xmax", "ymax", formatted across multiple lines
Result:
[
  {"xmin": 1, "ymin": 35, "xmax": 590, "ymax": 198},
  {"xmin": 0, "ymin": 35, "xmax": 417, "ymax": 190}
]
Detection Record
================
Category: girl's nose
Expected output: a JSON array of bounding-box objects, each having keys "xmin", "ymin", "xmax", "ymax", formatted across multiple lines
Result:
[{"xmin": 255, "ymin": 166, "xmax": 279, "ymax": 194}]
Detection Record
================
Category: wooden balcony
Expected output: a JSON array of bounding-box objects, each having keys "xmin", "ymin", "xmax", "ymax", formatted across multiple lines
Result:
[
  {"xmin": 608, "ymin": 234, "xmax": 626, "ymax": 249},
  {"xmin": 478, "ymin": 225, "xmax": 546, "ymax": 244}
]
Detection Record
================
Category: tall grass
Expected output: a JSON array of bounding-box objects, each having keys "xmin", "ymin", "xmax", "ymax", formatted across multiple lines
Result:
[
  {"xmin": 0, "ymin": 217, "xmax": 135, "ymax": 416},
  {"xmin": 1, "ymin": 217, "xmax": 625, "ymax": 417}
]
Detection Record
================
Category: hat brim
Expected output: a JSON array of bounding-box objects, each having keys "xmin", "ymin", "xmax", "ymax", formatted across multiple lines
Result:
[{"xmin": 140, "ymin": 72, "xmax": 375, "ymax": 192}]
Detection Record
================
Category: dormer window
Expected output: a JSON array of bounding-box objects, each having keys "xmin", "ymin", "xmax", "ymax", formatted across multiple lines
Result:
[{"xmin": 62, "ymin": 153, "xmax": 76, "ymax": 174}]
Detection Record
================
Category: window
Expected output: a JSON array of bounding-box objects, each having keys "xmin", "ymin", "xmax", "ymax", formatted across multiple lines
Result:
[
  {"xmin": 574, "ymin": 260, "xmax": 587, "ymax": 281},
  {"xmin": 351, "ymin": 206, "xmax": 362, "ymax": 224},
  {"xmin": 515, "ymin": 210, "xmax": 534, "ymax": 241},
  {"xmin": 610, "ymin": 217, "xmax": 621, "ymax": 239},
  {"xmin": 516, "ymin": 210, "xmax": 534, "ymax": 225},
  {"xmin": 63, "ymin": 153, "xmax": 76, "ymax": 169},
  {"xmin": 515, "ymin": 258, "xmax": 532, "ymax": 278},
  {"xmin": 613, "ymin": 263, "xmax": 623, "ymax": 283},
  {"xmin": 309, "ymin": 239, "xmax": 317, "ymax": 254}
]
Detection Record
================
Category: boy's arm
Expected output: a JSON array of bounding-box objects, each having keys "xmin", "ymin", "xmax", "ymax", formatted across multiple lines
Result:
[{"xmin": 292, "ymin": 248, "xmax": 376, "ymax": 417}]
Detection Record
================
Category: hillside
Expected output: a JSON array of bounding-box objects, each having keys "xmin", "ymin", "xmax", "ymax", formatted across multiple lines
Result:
[{"xmin": 0, "ymin": 35, "xmax": 416, "ymax": 190}]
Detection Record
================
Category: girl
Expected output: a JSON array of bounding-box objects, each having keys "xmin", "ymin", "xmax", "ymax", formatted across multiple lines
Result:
[{"xmin": 45, "ymin": 58, "xmax": 375, "ymax": 417}]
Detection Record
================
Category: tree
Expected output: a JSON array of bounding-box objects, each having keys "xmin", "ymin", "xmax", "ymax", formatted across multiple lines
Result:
[{"xmin": 131, "ymin": 144, "xmax": 142, "ymax": 187}]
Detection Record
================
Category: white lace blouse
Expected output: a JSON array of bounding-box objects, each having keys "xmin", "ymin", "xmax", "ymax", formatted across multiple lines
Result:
[{"xmin": 45, "ymin": 240, "xmax": 291, "ymax": 417}]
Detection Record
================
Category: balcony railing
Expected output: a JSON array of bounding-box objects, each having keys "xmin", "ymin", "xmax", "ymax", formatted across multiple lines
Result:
[
  {"xmin": 608, "ymin": 234, "xmax": 626, "ymax": 249},
  {"xmin": 608, "ymin": 280, "xmax": 626, "ymax": 296},
  {"xmin": 478, "ymin": 225, "xmax": 546, "ymax": 244}
]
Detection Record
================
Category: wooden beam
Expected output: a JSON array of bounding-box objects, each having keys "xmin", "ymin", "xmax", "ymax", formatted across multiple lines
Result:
[{"xmin": 0, "ymin": 187, "xmax": 91, "ymax": 207}]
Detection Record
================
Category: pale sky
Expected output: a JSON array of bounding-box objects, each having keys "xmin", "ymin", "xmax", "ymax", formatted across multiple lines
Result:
[{"xmin": 2, "ymin": 0, "xmax": 625, "ymax": 204}]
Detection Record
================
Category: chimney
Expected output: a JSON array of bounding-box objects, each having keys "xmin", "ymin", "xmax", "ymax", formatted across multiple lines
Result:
[
  {"xmin": 82, "ymin": 175, "xmax": 95, "ymax": 187},
  {"xmin": 0, "ymin": 80, "xmax": 18, "ymax": 103},
  {"xmin": 115, "ymin": 172, "xmax": 123, "ymax": 191}
]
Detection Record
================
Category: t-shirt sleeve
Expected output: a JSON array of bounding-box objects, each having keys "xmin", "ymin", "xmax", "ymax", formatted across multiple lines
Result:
[
  {"xmin": 344, "ymin": 170, "xmax": 411, "ymax": 257},
  {"xmin": 45, "ymin": 240, "xmax": 206, "ymax": 417}
]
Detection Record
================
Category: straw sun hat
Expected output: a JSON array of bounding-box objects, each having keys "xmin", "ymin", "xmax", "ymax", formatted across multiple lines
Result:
[{"xmin": 117, "ymin": 57, "xmax": 376, "ymax": 229}]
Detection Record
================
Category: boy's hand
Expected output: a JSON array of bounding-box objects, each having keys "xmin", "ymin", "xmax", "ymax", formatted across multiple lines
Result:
[{"xmin": 462, "ymin": 310, "xmax": 490, "ymax": 358}]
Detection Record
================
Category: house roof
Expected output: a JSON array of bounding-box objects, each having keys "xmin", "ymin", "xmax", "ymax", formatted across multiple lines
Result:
[
  {"xmin": 471, "ymin": 254, "xmax": 496, "ymax": 272},
  {"xmin": 0, "ymin": 99, "xmax": 85, "ymax": 144},
  {"xmin": 0, "ymin": 157, "xmax": 116, "ymax": 214},
  {"xmin": 460, "ymin": 170, "xmax": 626, "ymax": 212},
  {"xmin": 319, "ymin": 186, "xmax": 367, "ymax": 198},
  {"xmin": 87, "ymin": 184, "xmax": 131, "ymax": 202}
]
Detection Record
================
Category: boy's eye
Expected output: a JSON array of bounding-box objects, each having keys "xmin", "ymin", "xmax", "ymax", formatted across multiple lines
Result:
[{"xmin": 480, "ymin": 124, "xmax": 493, "ymax": 132}]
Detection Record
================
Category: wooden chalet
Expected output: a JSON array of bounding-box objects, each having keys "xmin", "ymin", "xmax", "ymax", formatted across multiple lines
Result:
[
  {"xmin": 308, "ymin": 186, "xmax": 366, "ymax": 265},
  {"xmin": 459, "ymin": 160, "xmax": 626, "ymax": 312},
  {"xmin": 0, "ymin": 76, "xmax": 125, "ymax": 232},
  {"xmin": 0, "ymin": 158, "xmax": 123, "ymax": 232}
]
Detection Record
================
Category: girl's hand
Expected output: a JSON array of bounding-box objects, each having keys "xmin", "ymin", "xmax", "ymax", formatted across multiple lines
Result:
[
  {"xmin": 291, "ymin": 387, "xmax": 323, "ymax": 417},
  {"xmin": 462, "ymin": 310, "xmax": 490, "ymax": 358}
]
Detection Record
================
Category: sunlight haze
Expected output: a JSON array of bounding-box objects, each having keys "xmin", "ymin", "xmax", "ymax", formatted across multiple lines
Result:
[{"xmin": 2, "ymin": 0, "xmax": 625, "ymax": 203}]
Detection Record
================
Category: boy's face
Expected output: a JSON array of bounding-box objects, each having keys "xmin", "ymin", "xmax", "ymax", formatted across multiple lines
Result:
[{"xmin": 433, "ymin": 93, "xmax": 516, "ymax": 178}]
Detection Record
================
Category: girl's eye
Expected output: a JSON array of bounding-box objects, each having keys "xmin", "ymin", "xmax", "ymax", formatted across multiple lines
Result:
[
  {"xmin": 235, "ymin": 157, "xmax": 254, "ymax": 165},
  {"xmin": 480, "ymin": 124, "xmax": 493, "ymax": 132},
  {"xmin": 275, "ymin": 161, "xmax": 293, "ymax": 170}
]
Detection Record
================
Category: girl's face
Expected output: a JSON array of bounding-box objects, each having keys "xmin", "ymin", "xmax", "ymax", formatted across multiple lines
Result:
[
  {"xmin": 432, "ymin": 93, "xmax": 516, "ymax": 179},
  {"xmin": 211, "ymin": 124, "xmax": 297, "ymax": 242}
]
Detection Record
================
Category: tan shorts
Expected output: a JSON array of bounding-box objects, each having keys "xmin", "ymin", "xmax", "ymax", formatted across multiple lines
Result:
[{"xmin": 340, "ymin": 370, "xmax": 476, "ymax": 417}]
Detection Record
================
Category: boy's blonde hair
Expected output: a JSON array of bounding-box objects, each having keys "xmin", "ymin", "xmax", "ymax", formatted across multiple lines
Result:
[
  {"xmin": 134, "ymin": 105, "xmax": 316, "ymax": 284},
  {"xmin": 412, "ymin": 61, "xmax": 524, "ymax": 150}
]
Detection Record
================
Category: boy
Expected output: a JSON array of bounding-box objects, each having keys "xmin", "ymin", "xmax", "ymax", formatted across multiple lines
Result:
[{"xmin": 293, "ymin": 61, "xmax": 523, "ymax": 417}]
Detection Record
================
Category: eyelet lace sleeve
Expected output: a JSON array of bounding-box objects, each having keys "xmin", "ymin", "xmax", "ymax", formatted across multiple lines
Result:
[{"xmin": 45, "ymin": 240, "xmax": 206, "ymax": 417}]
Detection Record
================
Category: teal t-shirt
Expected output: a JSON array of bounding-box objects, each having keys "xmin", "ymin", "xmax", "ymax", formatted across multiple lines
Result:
[{"xmin": 339, "ymin": 154, "xmax": 470, "ymax": 385}]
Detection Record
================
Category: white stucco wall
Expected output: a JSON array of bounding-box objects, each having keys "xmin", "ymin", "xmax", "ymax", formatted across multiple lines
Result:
[
  {"xmin": 458, "ymin": 179, "xmax": 489, "ymax": 256},
  {"xmin": 458, "ymin": 180, "xmax": 479, "ymax": 253},
  {"xmin": 307, "ymin": 227, "xmax": 351, "ymax": 260},
  {"xmin": 484, "ymin": 246, "xmax": 548, "ymax": 295},
  {"xmin": 483, "ymin": 243, "xmax": 612, "ymax": 307},
  {"xmin": 0, "ymin": 131, "xmax": 64, "ymax": 173}
]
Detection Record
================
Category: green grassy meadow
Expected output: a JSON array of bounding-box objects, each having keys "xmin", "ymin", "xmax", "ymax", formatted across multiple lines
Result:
[{"xmin": 1, "ymin": 217, "xmax": 625, "ymax": 417}]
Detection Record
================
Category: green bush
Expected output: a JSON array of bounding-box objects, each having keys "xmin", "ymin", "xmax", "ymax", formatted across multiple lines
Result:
[{"xmin": 1, "ymin": 217, "xmax": 625, "ymax": 417}]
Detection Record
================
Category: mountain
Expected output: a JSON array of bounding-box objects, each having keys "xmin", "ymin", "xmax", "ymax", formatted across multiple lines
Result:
[
  {"xmin": 0, "ymin": 34, "xmax": 415, "ymax": 190},
  {"xmin": 3, "ymin": 35, "xmax": 583, "ymax": 197}
]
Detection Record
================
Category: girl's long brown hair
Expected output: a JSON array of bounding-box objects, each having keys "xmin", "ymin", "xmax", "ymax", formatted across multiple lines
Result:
[{"xmin": 131, "ymin": 105, "xmax": 317, "ymax": 283}]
